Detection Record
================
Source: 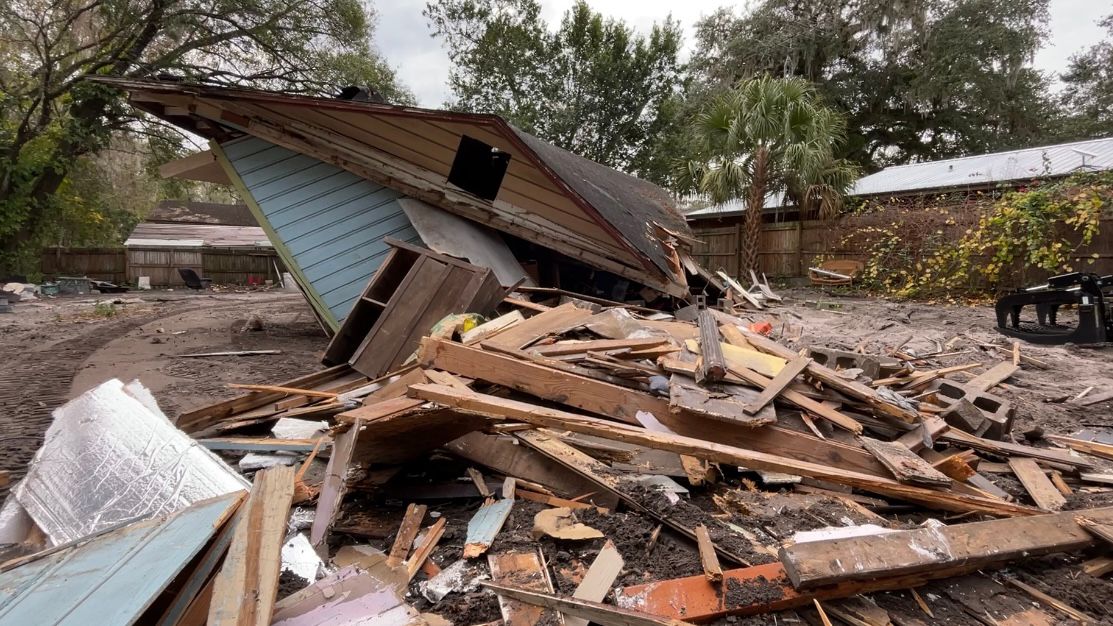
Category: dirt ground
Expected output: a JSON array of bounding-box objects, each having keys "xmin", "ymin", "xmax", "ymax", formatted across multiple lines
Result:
[{"xmin": 1, "ymin": 287, "xmax": 1111, "ymax": 624}]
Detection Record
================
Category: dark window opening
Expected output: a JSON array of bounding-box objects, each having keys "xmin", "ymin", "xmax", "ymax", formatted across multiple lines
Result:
[{"xmin": 448, "ymin": 135, "xmax": 511, "ymax": 201}]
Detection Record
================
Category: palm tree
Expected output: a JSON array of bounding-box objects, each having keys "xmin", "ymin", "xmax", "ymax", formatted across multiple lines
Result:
[{"xmin": 682, "ymin": 76, "xmax": 858, "ymax": 275}]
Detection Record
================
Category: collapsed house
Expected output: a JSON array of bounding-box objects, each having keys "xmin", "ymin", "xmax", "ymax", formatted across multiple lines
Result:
[{"xmin": 99, "ymin": 79, "xmax": 696, "ymax": 332}]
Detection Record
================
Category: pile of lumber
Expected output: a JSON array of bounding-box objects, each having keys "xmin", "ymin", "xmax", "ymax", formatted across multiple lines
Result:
[
  {"xmin": 4, "ymin": 281, "xmax": 1113, "ymax": 625},
  {"xmin": 147, "ymin": 291, "xmax": 1113, "ymax": 624}
]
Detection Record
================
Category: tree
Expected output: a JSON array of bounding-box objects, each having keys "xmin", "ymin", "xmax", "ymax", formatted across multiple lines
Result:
[
  {"xmin": 425, "ymin": 0, "xmax": 683, "ymax": 181},
  {"xmin": 689, "ymin": 0, "xmax": 1055, "ymax": 170},
  {"xmin": 681, "ymin": 76, "xmax": 858, "ymax": 275},
  {"xmin": 1060, "ymin": 14, "xmax": 1113, "ymax": 140},
  {"xmin": 0, "ymin": 0, "xmax": 412, "ymax": 275}
]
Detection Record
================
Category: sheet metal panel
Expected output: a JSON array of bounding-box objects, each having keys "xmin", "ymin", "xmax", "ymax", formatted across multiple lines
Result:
[
  {"xmin": 0, "ymin": 493, "xmax": 240, "ymax": 626},
  {"xmin": 221, "ymin": 136, "xmax": 421, "ymax": 324}
]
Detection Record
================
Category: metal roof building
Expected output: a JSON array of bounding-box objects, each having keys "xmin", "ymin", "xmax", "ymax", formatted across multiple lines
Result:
[{"xmin": 686, "ymin": 137, "xmax": 1113, "ymax": 219}]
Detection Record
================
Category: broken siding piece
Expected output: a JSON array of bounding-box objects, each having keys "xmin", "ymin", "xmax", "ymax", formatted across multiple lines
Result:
[
  {"xmin": 463, "ymin": 498, "xmax": 514, "ymax": 558},
  {"xmin": 1008, "ymin": 457, "xmax": 1067, "ymax": 511},
  {"xmin": 209, "ymin": 466, "xmax": 296, "ymax": 626},
  {"xmin": 309, "ymin": 420, "xmax": 361, "ymax": 549},
  {"xmin": 488, "ymin": 551, "xmax": 557, "ymax": 626},
  {"xmin": 564, "ymin": 540, "xmax": 625, "ymax": 626},
  {"xmin": 859, "ymin": 437, "xmax": 952, "ymax": 487},
  {"xmin": 779, "ymin": 506, "xmax": 1113, "ymax": 590}
]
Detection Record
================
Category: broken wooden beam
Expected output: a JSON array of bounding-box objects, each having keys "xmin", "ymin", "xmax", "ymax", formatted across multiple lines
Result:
[
  {"xmin": 208, "ymin": 466, "xmax": 295, "ymax": 626},
  {"xmin": 696, "ymin": 309, "xmax": 726, "ymax": 383},
  {"xmin": 463, "ymin": 498, "xmax": 514, "ymax": 558},
  {"xmin": 742, "ymin": 356, "xmax": 810, "ymax": 416},
  {"xmin": 779, "ymin": 506, "xmax": 1113, "ymax": 590},
  {"xmin": 485, "ymin": 582, "xmax": 695, "ymax": 626},
  {"xmin": 695, "ymin": 524, "xmax": 723, "ymax": 583},
  {"xmin": 387, "ymin": 503, "xmax": 427, "ymax": 566},
  {"xmin": 309, "ymin": 419, "xmax": 361, "ymax": 549},
  {"xmin": 409, "ymin": 383, "xmax": 1036, "ymax": 516}
]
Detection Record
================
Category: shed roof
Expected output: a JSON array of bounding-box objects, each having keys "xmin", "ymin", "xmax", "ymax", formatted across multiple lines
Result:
[
  {"xmin": 685, "ymin": 137, "xmax": 1113, "ymax": 220},
  {"xmin": 852, "ymin": 137, "xmax": 1113, "ymax": 197},
  {"xmin": 125, "ymin": 222, "xmax": 271, "ymax": 247},
  {"xmin": 148, "ymin": 200, "xmax": 257, "ymax": 226}
]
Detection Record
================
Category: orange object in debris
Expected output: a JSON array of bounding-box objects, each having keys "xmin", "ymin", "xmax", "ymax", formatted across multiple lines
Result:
[{"xmin": 749, "ymin": 322, "xmax": 774, "ymax": 336}]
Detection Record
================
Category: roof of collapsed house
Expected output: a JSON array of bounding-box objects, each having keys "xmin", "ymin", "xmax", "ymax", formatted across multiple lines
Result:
[{"xmin": 96, "ymin": 78, "xmax": 691, "ymax": 296}]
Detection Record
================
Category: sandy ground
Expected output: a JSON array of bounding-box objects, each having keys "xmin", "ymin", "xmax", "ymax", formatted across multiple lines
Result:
[{"xmin": 1, "ymin": 287, "xmax": 1111, "ymax": 623}]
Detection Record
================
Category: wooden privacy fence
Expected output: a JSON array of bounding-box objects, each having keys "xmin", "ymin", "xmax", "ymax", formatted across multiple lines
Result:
[
  {"xmin": 42, "ymin": 247, "xmax": 283, "ymax": 287},
  {"xmin": 690, "ymin": 217, "xmax": 1113, "ymax": 281}
]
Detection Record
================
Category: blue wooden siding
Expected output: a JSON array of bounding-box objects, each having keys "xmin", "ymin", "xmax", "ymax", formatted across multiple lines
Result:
[
  {"xmin": 220, "ymin": 136, "xmax": 421, "ymax": 324},
  {"xmin": 0, "ymin": 493, "xmax": 240, "ymax": 625}
]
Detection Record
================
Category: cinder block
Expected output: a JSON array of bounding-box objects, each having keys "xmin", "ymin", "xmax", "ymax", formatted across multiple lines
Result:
[
  {"xmin": 806, "ymin": 347, "xmax": 901, "ymax": 380},
  {"xmin": 929, "ymin": 379, "xmax": 1014, "ymax": 439}
]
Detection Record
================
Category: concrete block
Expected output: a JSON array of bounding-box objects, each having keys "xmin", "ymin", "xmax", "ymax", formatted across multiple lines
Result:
[
  {"xmin": 806, "ymin": 347, "xmax": 902, "ymax": 380},
  {"xmin": 930, "ymin": 379, "xmax": 1014, "ymax": 439}
]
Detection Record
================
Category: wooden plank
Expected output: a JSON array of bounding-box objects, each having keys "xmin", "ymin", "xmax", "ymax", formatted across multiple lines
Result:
[
  {"xmin": 488, "ymin": 551, "xmax": 557, "ymax": 626},
  {"xmin": 742, "ymin": 356, "xmax": 810, "ymax": 415},
  {"xmin": 445, "ymin": 431, "xmax": 619, "ymax": 509},
  {"xmin": 410, "ymin": 383, "xmax": 1036, "ymax": 516},
  {"xmin": 779, "ymin": 506, "xmax": 1113, "ymax": 590},
  {"xmin": 463, "ymin": 498, "xmax": 514, "ymax": 558},
  {"xmin": 859, "ymin": 437, "xmax": 952, "ymax": 487},
  {"xmin": 1044, "ymin": 434, "xmax": 1113, "ymax": 461},
  {"xmin": 483, "ymin": 301, "xmax": 595, "ymax": 351},
  {"xmin": 387, "ymin": 503, "xmax": 427, "ymax": 566},
  {"xmin": 942, "ymin": 428, "xmax": 1095, "ymax": 469},
  {"xmin": 565, "ymin": 540, "xmax": 625, "ymax": 626},
  {"xmin": 966, "ymin": 361, "xmax": 1019, "ymax": 392},
  {"xmin": 197, "ymin": 437, "xmax": 319, "ymax": 452},
  {"xmin": 1083, "ymin": 556, "xmax": 1113, "ymax": 577},
  {"xmin": 696, "ymin": 309, "xmax": 726, "ymax": 383},
  {"xmin": 726, "ymin": 325, "xmax": 919, "ymax": 423},
  {"xmin": 668, "ymin": 374, "xmax": 776, "ymax": 427},
  {"xmin": 1006, "ymin": 578, "xmax": 1095, "ymax": 624},
  {"xmin": 895, "ymin": 415, "xmax": 950, "ymax": 452},
  {"xmin": 405, "ymin": 517, "xmax": 447, "ymax": 582},
  {"xmin": 461, "ymin": 310, "xmax": 524, "ymax": 345},
  {"xmin": 1076, "ymin": 516, "xmax": 1113, "ymax": 545},
  {"xmin": 1008, "ymin": 457, "xmax": 1067, "ymax": 511},
  {"xmin": 660, "ymin": 356, "xmax": 863, "ymax": 434},
  {"xmin": 208, "ymin": 466, "xmax": 296, "ymax": 626},
  {"xmin": 534, "ymin": 337, "xmax": 667, "ymax": 357},
  {"xmin": 363, "ymin": 367, "xmax": 429, "ymax": 403},
  {"xmin": 424, "ymin": 339, "xmax": 883, "ymax": 476},
  {"xmin": 226, "ymin": 384, "xmax": 337, "ymax": 398},
  {"xmin": 309, "ymin": 419, "xmax": 360, "ymax": 549},
  {"xmin": 485, "ymin": 582, "xmax": 694, "ymax": 626},
  {"xmin": 695, "ymin": 524, "xmax": 723, "ymax": 582}
]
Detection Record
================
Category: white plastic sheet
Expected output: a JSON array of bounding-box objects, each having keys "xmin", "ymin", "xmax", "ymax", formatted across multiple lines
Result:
[{"xmin": 15, "ymin": 378, "xmax": 248, "ymax": 544}]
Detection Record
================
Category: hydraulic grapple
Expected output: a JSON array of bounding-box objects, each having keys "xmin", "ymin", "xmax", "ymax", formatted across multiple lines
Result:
[{"xmin": 995, "ymin": 272, "xmax": 1112, "ymax": 345}]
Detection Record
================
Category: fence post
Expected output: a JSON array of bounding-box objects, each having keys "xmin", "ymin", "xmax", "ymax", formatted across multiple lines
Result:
[
  {"xmin": 734, "ymin": 222, "xmax": 743, "ymax": 279},
  {"xmin": 795, "ymin": 220, "xmax": 804, "ymax": 278}
]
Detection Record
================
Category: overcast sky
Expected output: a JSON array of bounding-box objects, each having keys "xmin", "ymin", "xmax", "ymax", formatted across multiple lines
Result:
[{"xmin": 374, "ymin": 0, "xmax": 1110, "ymax": 108}]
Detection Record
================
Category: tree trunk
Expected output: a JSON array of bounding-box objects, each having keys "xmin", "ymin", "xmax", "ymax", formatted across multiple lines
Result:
[{"xmin": 742, "ymin": 147, "xmax": 769, "ymax": 276}]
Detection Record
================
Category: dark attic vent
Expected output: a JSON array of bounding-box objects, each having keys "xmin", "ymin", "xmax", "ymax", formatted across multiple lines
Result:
[{"xmin": 448, "ymin": 135, "xmax": 511, "ymax": 201}]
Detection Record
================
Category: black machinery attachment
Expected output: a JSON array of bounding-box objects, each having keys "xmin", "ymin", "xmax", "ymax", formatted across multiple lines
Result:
[{"xmin": 995, "ymin": 272, "xmax": 1112, "ymax": 345}]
